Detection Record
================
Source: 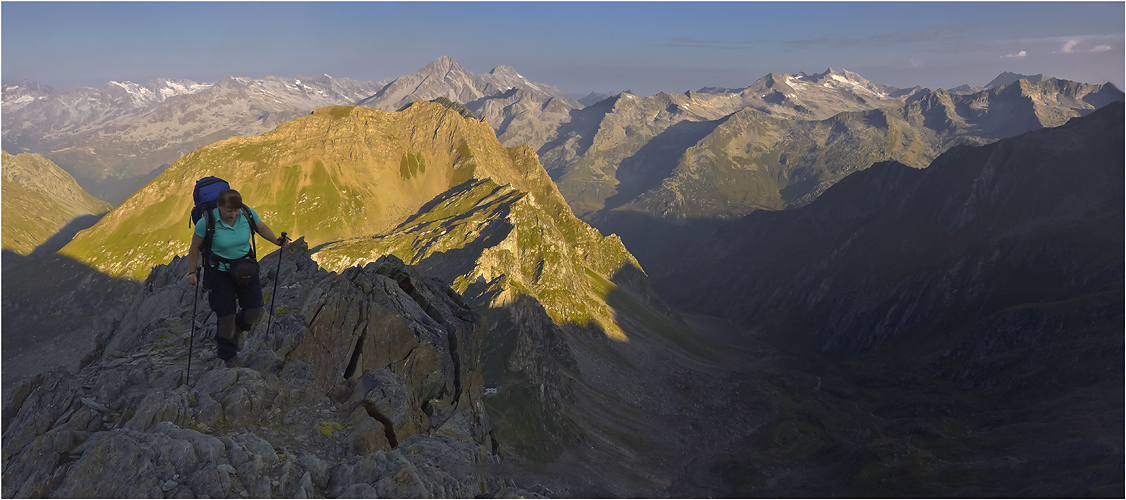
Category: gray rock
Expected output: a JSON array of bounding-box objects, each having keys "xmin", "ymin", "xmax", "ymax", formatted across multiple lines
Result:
[{"xmin": 2, "ymin": 243, "xmax": 509, "ymax": 499}]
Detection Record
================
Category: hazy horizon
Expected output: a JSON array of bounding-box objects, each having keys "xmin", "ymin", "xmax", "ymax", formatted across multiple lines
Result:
[{"xmin": 2, "ymin": 1, "xmax": 1123, "ymax": 96}]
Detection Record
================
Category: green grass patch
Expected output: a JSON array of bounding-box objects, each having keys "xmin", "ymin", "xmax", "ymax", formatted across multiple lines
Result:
[
  {"xmin": 319, "ymin": 421, "xmax": 344, "ymax": 437},
  {"xmin": 585, "ymin": 268, "xmax": 712, "ymax": 357}
]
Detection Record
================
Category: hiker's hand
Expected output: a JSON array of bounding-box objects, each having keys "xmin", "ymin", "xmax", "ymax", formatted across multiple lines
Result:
[
  {"xmin": 276, "ymin": 236, "xmax": 290, "ymax": 247},
  {"xmin": 187, "ymin": 272, "xmax": 198, "ymax": 286}
]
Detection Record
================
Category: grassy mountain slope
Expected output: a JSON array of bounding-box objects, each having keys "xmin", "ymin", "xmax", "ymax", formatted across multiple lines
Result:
[
  {"xmin": 1, "ymin": 151, "xmax": 111, "ymax": 255},
  {"xmin": 59, "ymin": 102, "xmax": 579, "ymax": 279},
  {"xmin": 57, "ymin": 99, "xmax": 723, "ymax": 493}
]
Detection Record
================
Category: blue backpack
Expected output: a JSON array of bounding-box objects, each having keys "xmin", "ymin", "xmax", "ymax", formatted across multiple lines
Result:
[{"xmin": 190, "ymin": 176, "xmax": 258, "ymax": 268}]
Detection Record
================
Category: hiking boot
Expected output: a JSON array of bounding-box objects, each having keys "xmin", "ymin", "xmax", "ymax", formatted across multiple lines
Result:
[
  {"xmin": 224, "ymin": 356, "xmax": 239, "ymax": 369},
  {"xmin": 237, "ymin": 333, "xmax": 245, "ymax": 352}
]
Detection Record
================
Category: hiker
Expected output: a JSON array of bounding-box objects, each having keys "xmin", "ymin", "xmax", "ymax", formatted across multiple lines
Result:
[{"xmin": 186, "ymin": 188, "xmax": 288, "ymax": 367}]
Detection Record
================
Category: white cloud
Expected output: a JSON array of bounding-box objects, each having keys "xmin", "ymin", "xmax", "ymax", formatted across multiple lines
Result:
[
  {"xmin": 1002, "ymin": 50, "xmax": 1028, "ymax": 59},
  {"xmin": 1047, "ymin": 36, "xmax": 1119, "ymax": 54}
]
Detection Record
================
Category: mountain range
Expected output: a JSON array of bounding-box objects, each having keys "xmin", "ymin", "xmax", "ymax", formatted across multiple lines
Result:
[
  {"xmin": 11, "ymin": 97, "xmax": 755, "ymax": 495},
  {"xmin": 3, "ymin": 56, "xmax": 1123, "ymax": 497},
  {"xmin": 8, "ymin": 57, "xmax": 1114, "ymax": 212},
  {"xmin": 0, "ymin": 57, "xmax": 579, "ymax": 204},
  {"xmin": 540, "ymin": 72, "xmax": 1121, "ymax": 223},
  {"xmin": 2, "ymin": 75, "xmax": 389, "ymax": 202},
  {"xmin": 649, "ymin": 102, "xmax": 1125, "ymax": 496}
]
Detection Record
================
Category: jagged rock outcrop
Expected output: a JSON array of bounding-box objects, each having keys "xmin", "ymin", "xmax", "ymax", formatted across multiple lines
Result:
[{"xmin": 2, "ymin": 239, "xmax": 542, "ymax": 498}]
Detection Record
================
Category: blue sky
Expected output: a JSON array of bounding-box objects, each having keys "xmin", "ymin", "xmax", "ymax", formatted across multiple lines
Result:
[{"xmin": 3, "ymin": 1, "xmax": 1123, "ymax": 95}]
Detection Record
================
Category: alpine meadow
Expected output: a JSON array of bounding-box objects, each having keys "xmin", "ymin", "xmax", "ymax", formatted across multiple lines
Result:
[{"xmin": 2, "ymin": 2, "xmax": 1124, "ymax": 498}]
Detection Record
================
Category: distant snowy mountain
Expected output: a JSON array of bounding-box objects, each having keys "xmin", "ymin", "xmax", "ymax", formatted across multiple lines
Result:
[
  {"xmin": 357, "ymin": 55, "xmax": 579, "ymax": 110},
  {"xmin": 358, "ymin": 55, "xmax": 580, "ymax": 151},
  {"xmin": 2, "ymin": 74, "xmax": 389, "ymax": 203},
  {"xmin": 1, "ymin": 80, "xmax": 58, "ymax": 110},
  {"xmin": 792, "ymin": 68, "xmax": 905, "ymax": 100}
]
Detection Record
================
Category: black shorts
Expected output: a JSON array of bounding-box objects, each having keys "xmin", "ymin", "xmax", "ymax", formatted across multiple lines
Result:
[{"xmin": 207, "ymin": 267, "xmax": 264, "ymax": 317}]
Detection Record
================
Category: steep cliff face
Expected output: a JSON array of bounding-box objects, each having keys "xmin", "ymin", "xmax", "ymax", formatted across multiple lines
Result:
[
  {"xmin": 1, "ymin": 240, "xmax": 540, "ymax": 498},
  {"xmin": 308, "ymin": 176, "xmax": 705, "ymax": 480}
]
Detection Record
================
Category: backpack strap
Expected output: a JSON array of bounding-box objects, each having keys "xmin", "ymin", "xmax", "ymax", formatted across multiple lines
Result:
[
  {"xmin": 201, "ymin": 209, "xmax": 218, "ymax": 268},
  {"xmin": 202, "ymin": 206, "xmax": 260, "ymax": 266},
  {"xmin": 242, "ymin": 205, "xmax": 258, "ymax": 261}
]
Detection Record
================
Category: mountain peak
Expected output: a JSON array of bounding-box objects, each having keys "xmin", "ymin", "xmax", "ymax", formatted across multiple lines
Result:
[
  {"xmin": 986, "ymin": 71, "xmax": 1048, "ymax": 88},
  {"xmin": 420, "ymin": 55, "xmax": 465, "ymax": 74},
  {"xmin": 488, "ymin": 65, "xmax": 522, "ymax": 79}
]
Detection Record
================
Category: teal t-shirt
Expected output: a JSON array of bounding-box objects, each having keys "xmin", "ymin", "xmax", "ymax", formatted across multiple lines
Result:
[{"xmin": 195, "ymin": 206, "xmax": 261, "ymax": 265}]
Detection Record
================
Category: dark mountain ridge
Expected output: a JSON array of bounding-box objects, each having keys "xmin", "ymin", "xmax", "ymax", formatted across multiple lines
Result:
[
  {"xmin": 642, "ymin": 100, "xmax": 1125, "ymax": 498},
  {"xmin": 657, "ymin": 101, "xmax": 1123, "ymax": 359}
]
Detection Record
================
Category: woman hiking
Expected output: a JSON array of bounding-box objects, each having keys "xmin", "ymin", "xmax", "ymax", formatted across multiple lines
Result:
[{"xmin": 186, "ymin": 188, "xmax": 288, "ymax": 367}]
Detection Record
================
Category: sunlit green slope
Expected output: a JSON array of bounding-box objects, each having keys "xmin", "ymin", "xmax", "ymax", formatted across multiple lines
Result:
[{"xmin": 2, "ymin": 150, "xmax": 111, "ymax": 255}]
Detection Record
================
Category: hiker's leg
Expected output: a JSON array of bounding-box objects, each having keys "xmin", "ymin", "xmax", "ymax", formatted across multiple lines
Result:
[
  {"xmin": 215, "ymin": 314, "xmax": 238, "ymax": 360},
  {"xmin": 208, "ymin": 270, "xmax": 239, "ymax": 361},
  {"xmin": 236, "ymin": 307, "xmax": 264, "ymax": 332},
  {"xmin": 234, "ymin": 273, "xmax": 265, "ymax": 333}
]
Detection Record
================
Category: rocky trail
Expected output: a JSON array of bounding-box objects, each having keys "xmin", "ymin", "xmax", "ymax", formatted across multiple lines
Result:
[{"xmin": 2, "ymin": 239, "xmax": 544, "ymax": 498}]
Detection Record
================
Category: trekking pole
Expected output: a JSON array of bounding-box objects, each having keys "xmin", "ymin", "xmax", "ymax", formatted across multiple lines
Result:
[
  {"xmin": 185, "ymin": 263, "xmax": 202, "ymax": 386},
  {"xmin": 265, "ymin": 232, "xmax": 288, "ymax": 338}
]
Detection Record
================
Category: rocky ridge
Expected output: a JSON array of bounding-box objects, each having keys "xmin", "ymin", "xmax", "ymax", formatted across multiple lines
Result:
[
  {"xmin": 359, "ymin": 55, "xmax": 579, "ymax": 152},
  {"xmin": 638, "ymin": 103, "xmax": 1126, "ymax": 498},
  {"xmin": 657, "ymin": 102, "xmax": 1124, "ymax": 359},
  {"xmin": 540, "ymin": 75, "xmax": 1121, "ymax": 222},
  {"xmin": 2, "ymin": 240, "xmax": 545, "ymax": 498}
]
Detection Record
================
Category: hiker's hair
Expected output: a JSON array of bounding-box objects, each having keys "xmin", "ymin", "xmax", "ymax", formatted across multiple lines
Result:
[{"xmin": 217, "ymin": 189, "xmax": 242, "ymax": 209}]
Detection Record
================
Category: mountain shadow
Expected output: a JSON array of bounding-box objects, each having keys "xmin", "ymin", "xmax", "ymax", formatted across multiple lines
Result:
[
  {"xmin": 643, "ymin": 102, "xmax": 1125, "ymax": 496},
  {"xmin": 535, "ymin": 95, "xmax": 618, "ymax": 170},
  {"xmin": 602, "ymin": 117, "xmax": 726, "ymax": 212},
  {"xmin": 1, "ymin": 252, "xmax": 140, "ymax": 395},
  {"xmin": 1, "ymin": 241, "xmax": 537, "ymax": 498},
  {"xmin": 25, "ymin": 213, "xmax": 106, "ymax": 258}
]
